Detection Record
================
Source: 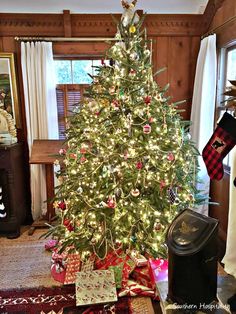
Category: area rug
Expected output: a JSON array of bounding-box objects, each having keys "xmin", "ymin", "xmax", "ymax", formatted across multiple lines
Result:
[{"xmin": 0, "ymin": 227, "xmax": 61, "ymax": 290}]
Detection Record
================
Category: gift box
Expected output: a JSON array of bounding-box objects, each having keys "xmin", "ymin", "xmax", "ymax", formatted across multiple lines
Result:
[
  {"xmin": 95, "ymin": 248, "xmax": 123, "ymax": 269},
  {"xmin": 118, "ymin": 280, "xmax": 156, "ymax": 299},
  {"xmin": 51, "ymin": 263, "xmax": 66, "ymax": 284},
  {"xmin": 131, "ymin": 265, "xmax": 155, "ymax": 290},
  {"xmin": 109, "ymin": 264, "xmax": 123, "ymax": 289},
  {"xmin": 81, "ymin": 257, "xmax": 94, "ymax": 272},
  {"xmin": 148, "ymin": 258, "xmax": 168, "ymax": 284},
  {"xmin": 95, "ymin": 249, "xmax": 135, "ymax": 289},
  {"xmin": 64, "ymin": 253, "xmax": 81, "ymax": 285},
  {"xmin": 129, "ymin": 250, "xmax": 148, "ymax": 267},
  {"xmin": 51, "ymin": 251, "xmax": 67, "ymax": 283},
  {"xmin": 75, "ymin": 270, "xmax": 117, "ymax": 306},
  {"xmin": 122, "ymin": 255, "xmax": 136, "ymax": 288}
]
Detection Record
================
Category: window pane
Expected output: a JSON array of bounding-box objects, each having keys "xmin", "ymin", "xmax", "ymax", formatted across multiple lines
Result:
[
  {"xmin": 72, "ymin": 60, "xmax": 93, "ymax": 84},
  {"xmin": 226, "ymin": 49, "xmax": 236, "ymax": 84},
  {"xmin": 54, "ymin": 60, "xmax": 72, "ymax": 84}
]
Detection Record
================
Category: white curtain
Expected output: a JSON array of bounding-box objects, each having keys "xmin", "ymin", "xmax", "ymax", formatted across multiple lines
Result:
[
  {"xmin": 190, "ymin": 34, "xmax": 217, "ymax": 216},
  {"xmin": 222, "ymin": 147, "xmax": 236, "ymax": 277},
  {"xmin": 21, "ymin": 41, "xmax": 59, "ymax": 220}
]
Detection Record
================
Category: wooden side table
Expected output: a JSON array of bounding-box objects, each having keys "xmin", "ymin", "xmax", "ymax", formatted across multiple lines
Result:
[{"xmin": 28, "ymin": 139, "xmax": 64, "ymax": 235}]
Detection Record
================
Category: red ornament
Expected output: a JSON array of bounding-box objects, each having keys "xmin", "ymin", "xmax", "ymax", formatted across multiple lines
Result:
[
  {"xmin": 144, "ymin": 96, "xmax": 151, "ymax": 104},
  {"xmin": 69, "ymin": 153, "xmax": 77, "ymax": 159},
  {"xmin": 143, "ymin": 124, "xmax": 151, "ymax": 134},
  {"xmin": 80, "ymin": 156, "xmax": 87, "ymax": 163},
  {"xmin": 154, "ymin": 222, "xmax": 162, "ymax": 231},
  {"xmin": 58, "ymin": 201, "xmax": 66, "ymax": 211},
  {"xmin": 107, "ymin": 199, "xmax": 116, "ymax": 208},
  {"xmin": 160, "ymin": 181, "xmax": 166, "ymax": 190},
  {"xmin": 129, "ymin": 69, "xmax": 136, "ymax": 76},
  {"xmin": 59, "ymin": 148, "xmax": 66, "ymax": 155},
  {"xmin": 136, "ymin": 161, "xmax": 143, "ymax": 170},
  {"xmin": 80, "ymin": 148, "xmax": 86, "ymax": 154},
  {"xmin": 167, "ymin": 152, "xmax": 175, "ymax": 161},
  {"xmin": 149, "ymin": 117, "xmax": 154, "ymax": 123},
  {"xmin": 95, "ymin": 111, "xmax": 100, "ymax": 116},
  {"xmin": 63, "ymin": 219, "xmax": 74, "ymax": 232},
  {"xmin": 112, "ymin": 99, "xmax": 120, "ymax": 108}
]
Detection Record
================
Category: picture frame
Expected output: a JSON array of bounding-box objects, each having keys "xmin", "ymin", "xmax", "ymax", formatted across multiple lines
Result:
[{"xmin": 0, "ymin": 53, "xmax": 20, "ymax": 128}]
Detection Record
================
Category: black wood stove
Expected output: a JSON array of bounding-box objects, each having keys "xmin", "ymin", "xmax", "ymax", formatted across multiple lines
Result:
[{"xmin": 167, "ymin": 209, "xmax": 219, "ymax": 309}]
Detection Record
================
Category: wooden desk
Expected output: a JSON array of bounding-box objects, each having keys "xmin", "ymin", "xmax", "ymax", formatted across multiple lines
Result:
[{"xmin": 29, "ymin": 140, "xmax": 65, "ymax": 232}]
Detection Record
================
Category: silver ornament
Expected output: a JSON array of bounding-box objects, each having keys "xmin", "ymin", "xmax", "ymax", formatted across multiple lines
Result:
[{"xmin": 131, "ymin": 188, "xmax": 140, "ymax": 197}]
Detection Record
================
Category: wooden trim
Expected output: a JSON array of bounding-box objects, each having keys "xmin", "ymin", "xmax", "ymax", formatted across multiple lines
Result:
[
  {"xmin": 63, "ymin": 10, "xmax": 72, "ymax": 37},
  {"xmin": 0, "ymin": 12, "xmax": 213, "ymax": 38},
  {"xmin": 202, "ymin": 0, "xmax": 226, "ymax": 33}
]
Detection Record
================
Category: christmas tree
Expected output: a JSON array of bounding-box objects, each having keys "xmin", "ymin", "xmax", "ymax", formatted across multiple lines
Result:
[{"xmin": 49, "ymin": 0, "xmax": 203, "ymax": 260}]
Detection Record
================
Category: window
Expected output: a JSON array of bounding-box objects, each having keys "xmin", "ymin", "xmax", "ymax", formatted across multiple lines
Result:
[
  {"xmin": 54, "ymin": 59, "xmax": 105, "ymax": 84},
  {"xmin": 56, "ymin": 84, "xmax": 88, "ymax": 139},
  {"xmin": 217, "ymin": 44, "xmax": 236, "ymax": 167},
  {"xmin": 54, "ymin": 59, "xmax": 106, "ymax": 139}
]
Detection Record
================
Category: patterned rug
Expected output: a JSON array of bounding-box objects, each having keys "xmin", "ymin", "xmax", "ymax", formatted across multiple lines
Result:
[{"xmin": 0, "ymin": 227, "xmax": 61, "ymax": 290}]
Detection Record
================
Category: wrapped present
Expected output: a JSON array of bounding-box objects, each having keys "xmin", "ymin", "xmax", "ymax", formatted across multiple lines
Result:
[
  {"xmin": 95, "ymin": 249, "xmax": 135, "ymax": 289},
  {"xmin": 118, "ymin": 280, "xmax": 156, "ymax": 298},
  {"xmin": 64, "ymin": 253, "xmax": 81, "ymax": 285},
  {"xmin": 81, "ymin": 257, "xmax": 94, "ymax": 272},
  {"xmin": 131, "ymin": 265, "xmax": 155, "ymax": 290},
  {"xmin": 75, "ymin": 270, "xmax": 117, "ymax": 306},
  {"xmin": 148, "ymin": 258, "xmax": 168, "ymax": 284},
  {"xmin": 129, "ymin": 250, "xmax": 148, "ymax": 267},
  {"xmin": 109, "ymin": 263, "xmax": 123, "ymax": 289},
  {"xmin": 95, "ymin": 248, "xmax": 124, "ymax": 269},
  {"xmin": 122, "ymin": 255, "xmax": 136, "ymax": 288},
  {"xmin": 51, "ymin": 263, "xmax": 66, "ymax": 284},
  {"xmin": 130, "ymin": 297, "xmax": 155, "ymax": 314},
  {"xmin": 51, "ymin": 251, "xmax": 67, "ymax": 283}
]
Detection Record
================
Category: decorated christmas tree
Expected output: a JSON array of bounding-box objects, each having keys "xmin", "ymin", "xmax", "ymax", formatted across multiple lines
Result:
[{"xmin": 49, "ymin": 0, "xmax": 203, "ymax": 261}]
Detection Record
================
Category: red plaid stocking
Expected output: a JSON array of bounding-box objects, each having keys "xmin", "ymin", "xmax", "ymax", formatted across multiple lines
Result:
[{"xmin": 202, "ymin": 112, "xmax": 236, "ymax": 180}]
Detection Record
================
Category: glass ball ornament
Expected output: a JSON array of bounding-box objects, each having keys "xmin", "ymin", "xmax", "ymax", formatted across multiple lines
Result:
[
  {"xmin": 130, "ymin": 52, "xmax": 138, "ymax": 60},
  {"xmin": 167, "ymin": 152, "xmax": 175, "ymax": 161},
  {"xmin": 130, "ymin": 235, "xmax": 137, "ymax": 243},
  {"xmin": 143, "ymin": 124, "xmax": 151, "ymax": 134},
  {"xmin": 77, "ymin": 187, "xmax": 83, "ymax": 194},
  {"xmin": 131, "ymin": 188, "xmax": 140, "ymax": 197},
  {"xmin": 129, "ymin": 25, "xmax": 136, "ymax": 33}
]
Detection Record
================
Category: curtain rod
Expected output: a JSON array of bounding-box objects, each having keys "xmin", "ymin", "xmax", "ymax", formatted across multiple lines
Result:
[
  {"xmin": 201, "ymin": 15, "xmax": 236, "ymax": 39},
  {"xmin": 15, "ymin": 36, "xmax": 119, "ymax": 42}
]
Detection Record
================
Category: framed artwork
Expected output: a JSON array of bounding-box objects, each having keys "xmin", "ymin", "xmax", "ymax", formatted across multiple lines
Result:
[{"xmin": 0, "ymin": 53, "xmax": 20, "ymax": 128}]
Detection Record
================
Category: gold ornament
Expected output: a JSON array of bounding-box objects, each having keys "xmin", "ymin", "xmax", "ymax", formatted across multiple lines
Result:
[
  {"xmin": 129, "ymin": 25, "xmax": 136, "ymax": 33},
  {"xmin": 100, "ymin": 98, "xmax": 109, "ymax": 106}
]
